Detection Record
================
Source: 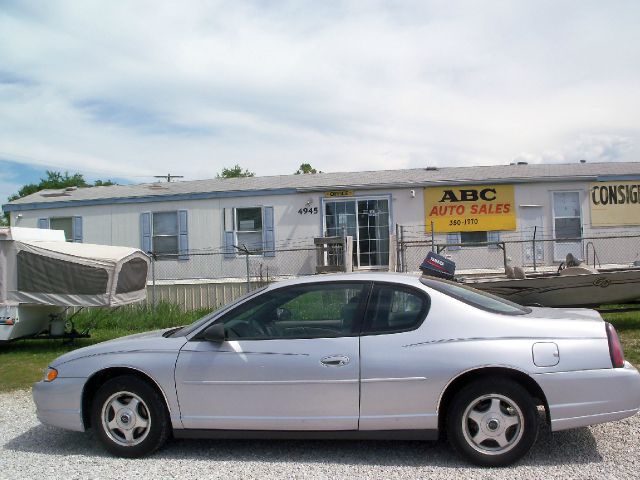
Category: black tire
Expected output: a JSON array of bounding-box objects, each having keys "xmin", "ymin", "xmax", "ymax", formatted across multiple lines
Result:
[
  {"xmin": 446, "ymin": 379, "xmax": 538, "ymax": 467},
  {"xmin": 91, "ymin": 375, "xmax": 170, "ymax": 458}
]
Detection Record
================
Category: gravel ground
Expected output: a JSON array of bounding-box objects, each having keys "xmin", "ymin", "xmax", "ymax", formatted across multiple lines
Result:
[{"xmin": 1, "ymin": 389, "xmax": 638, "ymax": 480}]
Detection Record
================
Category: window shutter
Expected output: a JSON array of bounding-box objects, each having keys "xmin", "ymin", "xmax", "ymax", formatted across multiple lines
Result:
[
  {"xmin": 177, "ymin": 210, "xmax": 189, "ymax": 260},
  {"xmin": 72, "ymin": 216, "xmax": 83, "ymax": 243},
  {"xmin": 487, "ymin": 231, "xmax": 500, "ymax": 249},
  {"xmin": 38, "ymin": 218, "xmax": 50, "ymax": 229},
  {"xmin": 446, "ymin": 232, "xmax": 461, "ymax": 251},
  {"xmin": 140, "ymin": 212, "xmax": 152, "ymax": 254},
  {"xmin": 263, "ymin": 206, "xmax": 275, "ymax": 257}
]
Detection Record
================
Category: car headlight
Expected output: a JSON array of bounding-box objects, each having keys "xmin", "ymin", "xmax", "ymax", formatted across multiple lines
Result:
[{"xmin": 43, "ymin": 367, "xmax": 58, "ymax": 382}]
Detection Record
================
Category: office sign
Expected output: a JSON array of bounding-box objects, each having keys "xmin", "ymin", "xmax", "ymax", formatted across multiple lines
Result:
[
  {"xmin": 324, "ymin": 190, "xmax": 354, "ymax": 198},
  {"xmin": 590, "ymin": 181, "xmax": 640, "ymax": 226},
  {"xmin": 424, "ymin": 184, "xmax": 516, "ymax": 232}
]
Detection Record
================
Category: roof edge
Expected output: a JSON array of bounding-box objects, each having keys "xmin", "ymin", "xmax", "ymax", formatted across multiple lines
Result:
[{"xmin": 6, "ymin": 173, "xmax": 640, "ymax": 213}]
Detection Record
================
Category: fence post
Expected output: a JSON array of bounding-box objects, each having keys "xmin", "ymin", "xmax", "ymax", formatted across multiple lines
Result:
[
  {"xmin": 395, "ymin": 223, "xmax": 401, "ymax": 272},
  {"xmin": 245, "ymin": 247, "xmax": 250, "ymax": 294},
  {"xmin": 150, "ymin": 252, "xmax": 156, "ymax": 316},
  {"xmin": 532, "ymin": 226, "xmax": 537, "ymax": 272},
  {"xmin": 400, "ymin": 225, "xmax": 407, "ymax": 273},
  {"xmin": 431, "ymin": 222, "xmax": 435, "ymax": 253}
]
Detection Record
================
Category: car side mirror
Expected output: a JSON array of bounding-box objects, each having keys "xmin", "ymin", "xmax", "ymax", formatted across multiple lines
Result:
[{"xmin": 202, "ymin": 323, "xmax": 226, "ymax": 342}]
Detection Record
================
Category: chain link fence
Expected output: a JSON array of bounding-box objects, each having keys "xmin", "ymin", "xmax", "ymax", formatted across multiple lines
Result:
[
  {"xmin": 146, "ymin": 239, "xmax": 344, "ymax": 310},
  {"xmin": 142, "ymin": 227, "xmax": 640, "ymax": 310},
  {"xmin": 396, "ymin": 224, "xmax": 640, "ymax": 275}
]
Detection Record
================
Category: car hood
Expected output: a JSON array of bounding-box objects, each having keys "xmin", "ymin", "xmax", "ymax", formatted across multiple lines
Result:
[{"xmin": 50, "ymin": 328, "xmax": 187, "ymax": 367}]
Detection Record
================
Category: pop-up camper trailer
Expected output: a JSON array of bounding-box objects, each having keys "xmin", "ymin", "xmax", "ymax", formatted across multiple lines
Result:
[{"xmin": 0, "ymin": 227, "xmax": 149, "ymax": 342}]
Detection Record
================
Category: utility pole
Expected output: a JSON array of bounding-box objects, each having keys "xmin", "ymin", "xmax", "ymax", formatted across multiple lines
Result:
[{"xmin": 154, "ymin": 174, "xmax": 184, "ymax": 183}]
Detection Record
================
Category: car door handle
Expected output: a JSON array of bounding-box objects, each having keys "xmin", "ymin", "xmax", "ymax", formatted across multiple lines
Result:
[{"xmin": 320, "ymin": 355, "xmax": 350, "ymax": 367}]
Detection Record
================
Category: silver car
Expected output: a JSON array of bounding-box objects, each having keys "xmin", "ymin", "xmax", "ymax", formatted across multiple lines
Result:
[{"xmin": 33, "ymin": 273, "xmax": 640, "ymax": 466}]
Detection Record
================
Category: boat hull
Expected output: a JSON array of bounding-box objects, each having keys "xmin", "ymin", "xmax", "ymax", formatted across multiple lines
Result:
[{"xmin": 463, "ymin": 269, "xmax": 640, "ymax": 307}]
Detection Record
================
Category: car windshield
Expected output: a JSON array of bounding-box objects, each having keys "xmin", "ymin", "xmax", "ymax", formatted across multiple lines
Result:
[
  {"xmin": 168, "ymin": 286, "xmax": 268, "ymax": 337},
  {"xmin": 419, "ymin": 277, "xmax": 531, "ymax": 315}
]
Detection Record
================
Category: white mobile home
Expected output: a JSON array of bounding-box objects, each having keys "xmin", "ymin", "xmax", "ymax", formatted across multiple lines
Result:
[{"xmin": 3, "ymin": 161, "xmax": 640, "ymax": 281}]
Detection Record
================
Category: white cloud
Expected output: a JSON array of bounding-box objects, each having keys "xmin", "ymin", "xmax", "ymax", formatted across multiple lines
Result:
[
  {"xmin": 514, "ymin": 134, "xmax": 635, "ymax": 165},
  {"xmin": 0, "ymin": 0, "xmax": 638, "ymax": 186}
]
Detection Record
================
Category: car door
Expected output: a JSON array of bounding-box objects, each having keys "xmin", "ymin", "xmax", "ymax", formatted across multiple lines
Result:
[
  {"xmin": 358, "ymin": 282, "xmax": 434, "ymax": 431},
  {"xmin": 175, "ymin": 281, "xmax": 369, "ymax": 431}
]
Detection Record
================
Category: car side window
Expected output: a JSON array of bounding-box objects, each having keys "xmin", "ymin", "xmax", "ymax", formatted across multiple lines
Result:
[
  {"xmin": 219, "ymin": 282, "xmax": 369, "ymax": 340},
  {"xmin": 362, "ymin": 283, "xmax": 429, "ymax": 334}
]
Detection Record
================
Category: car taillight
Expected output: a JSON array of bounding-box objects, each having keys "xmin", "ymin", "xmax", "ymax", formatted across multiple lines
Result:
[{"xmin": 605, "ymin": 322, "xmax": 625, "ymax": 368}]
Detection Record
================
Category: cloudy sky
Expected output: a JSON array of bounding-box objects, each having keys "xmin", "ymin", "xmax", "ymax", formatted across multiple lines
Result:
[{"xmin": 1, "ymin": 0, "xmax": 639, "ymax": 205}]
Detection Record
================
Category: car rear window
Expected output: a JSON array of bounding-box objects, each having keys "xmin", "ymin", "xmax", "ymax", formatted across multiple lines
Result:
[{"xmin": 419, "ymin": 277, "xmax": 531, "ymax": 315}]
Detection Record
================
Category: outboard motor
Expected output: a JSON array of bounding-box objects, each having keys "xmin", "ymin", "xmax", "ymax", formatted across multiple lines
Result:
[{"xmin": 419, "ymin": 251, "xmax": 456, "ymax": 280}]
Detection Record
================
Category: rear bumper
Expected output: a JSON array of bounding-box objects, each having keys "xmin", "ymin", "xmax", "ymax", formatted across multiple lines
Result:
[
  {"xmin": 534, "ymin": 362, "xmax": 640, "ymax": 431},
  {"xmin": 32, "ymin": 377, "xmax": 86, "ymax": 432}
]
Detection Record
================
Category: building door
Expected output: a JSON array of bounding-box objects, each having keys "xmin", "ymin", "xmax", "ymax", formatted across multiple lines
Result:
[
  {"xmin": 324, "ymin": 197, "xmax": 390, "ymax": 269},
  {"xmin": 519, "ymin": 207, "xmax": 544, "ymax": 266},
  {"xmin": 552, "ymin": 191, "xmax": 583, "ymax": 262}
]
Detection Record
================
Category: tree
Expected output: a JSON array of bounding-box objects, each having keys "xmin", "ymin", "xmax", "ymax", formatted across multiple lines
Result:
[
  {"xmin": 3, "ymin": 171, "xmax": 116, "ymax": 224},
  {"xmin": 295, "ymin": 163, "xmax": 321, "ymax": 174},
  {"xmin": 217, "ymin": 165, "xmax": 255, "ymax": 178},
  {"xmin": 7, "ymin": 171, "xmax": 115, "ymax": 202},
  {"xmin": 93, "ymin": 179, "xmax": 117, "ymax": 187}
]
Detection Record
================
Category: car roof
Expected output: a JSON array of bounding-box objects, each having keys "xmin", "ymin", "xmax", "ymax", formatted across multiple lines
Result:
[{"xmin": 267, "ymin": 272, "xmax": 425, "ymax": 289}]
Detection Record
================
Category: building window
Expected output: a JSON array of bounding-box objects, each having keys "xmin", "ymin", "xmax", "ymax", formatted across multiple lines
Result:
[
  {"xmin": 552, "ymin": 191, "xmax": 582, "ymax": 262},
  {"xmin": 49, "ymin": 217, "xmax": 74, "ymax": 242},
  {"xmin": 42, "ymin": 216, "xmax": 82, "ymax": 243},
  {"xmin": 223, "ymin": 206, "xmax": 274, "ymax": 258},
  {"xmin": 553, "ymin": 192, "xmax": 581, "ymax": 239},
  {"xmin": 460, "ymin": 231, "xmax": 488, "ymax": 245},
  {"xmin": 140, "ymin": 210, "xmax": 188, "ymax": 260},
  {"xmin": 446, "ymin": 231, "xmax": 500, "ymax": 250},
  {"xmin": 152, "ymin": 211, "xmax": 179, "ymax": 256},
  {"xmin": 235, "ymin": 207, "xmax": 263, "ymax": 252}
]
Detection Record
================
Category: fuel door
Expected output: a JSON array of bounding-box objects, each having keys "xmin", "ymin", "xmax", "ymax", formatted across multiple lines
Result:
[{"xmin": 532, "ymin": 342, "xmax": 559, "ymax": 367}]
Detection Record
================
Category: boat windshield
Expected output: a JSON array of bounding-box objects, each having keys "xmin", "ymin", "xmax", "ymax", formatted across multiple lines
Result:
[
  {"xmin": 168, "ymin": 286, "xmax": 268, "ymax": 337},
  {"xmin": 419, "ymin": 277, "xmax": 531, "ymax": 315}
]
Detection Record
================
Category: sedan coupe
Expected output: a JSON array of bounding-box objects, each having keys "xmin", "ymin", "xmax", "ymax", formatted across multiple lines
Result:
[{"xmin": 33, "ymin": 273, "xmax": 640, "ymax": 466}]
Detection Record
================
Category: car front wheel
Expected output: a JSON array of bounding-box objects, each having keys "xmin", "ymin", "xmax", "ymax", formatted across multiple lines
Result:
[
  {"xmin": 91, "ymin": 375, "xmax": 170, "ymax": 457},
  {"xmin": 446, "ymin": 379, "xmax": 538, "ymax": 467}
]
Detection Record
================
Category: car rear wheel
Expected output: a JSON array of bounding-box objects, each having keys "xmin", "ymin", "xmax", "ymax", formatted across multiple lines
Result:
[
  {"xmin": 446, "ymin": 379, "xmax": 538, "ymax": 467},
  {"xmin": 91, "ymin": 375, "xmax": 170, "ymax": 457}
]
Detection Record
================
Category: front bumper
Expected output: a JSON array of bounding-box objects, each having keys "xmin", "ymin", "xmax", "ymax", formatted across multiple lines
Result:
[
  {"xmin": 534, "ymin": 361, "xmax": 640, "ymax": 431},
  {"xmin": 32, "ymin": 377, "xmax": 86, "ymax": 432}
]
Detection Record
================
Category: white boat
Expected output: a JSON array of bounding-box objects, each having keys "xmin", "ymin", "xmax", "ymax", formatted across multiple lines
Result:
[
  {"xmin": 459, "ymin": 258, "xmax": 640, "ymax": 308},
  {"xmin": 0, "ymin": 227, "xmax": 149, "ymax": 342}
]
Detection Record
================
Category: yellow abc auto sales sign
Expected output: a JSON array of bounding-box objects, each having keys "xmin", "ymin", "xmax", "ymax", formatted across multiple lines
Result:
[{"xmin": 424, "ymin": 185, "xmax": 516, "ymax": 232}]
